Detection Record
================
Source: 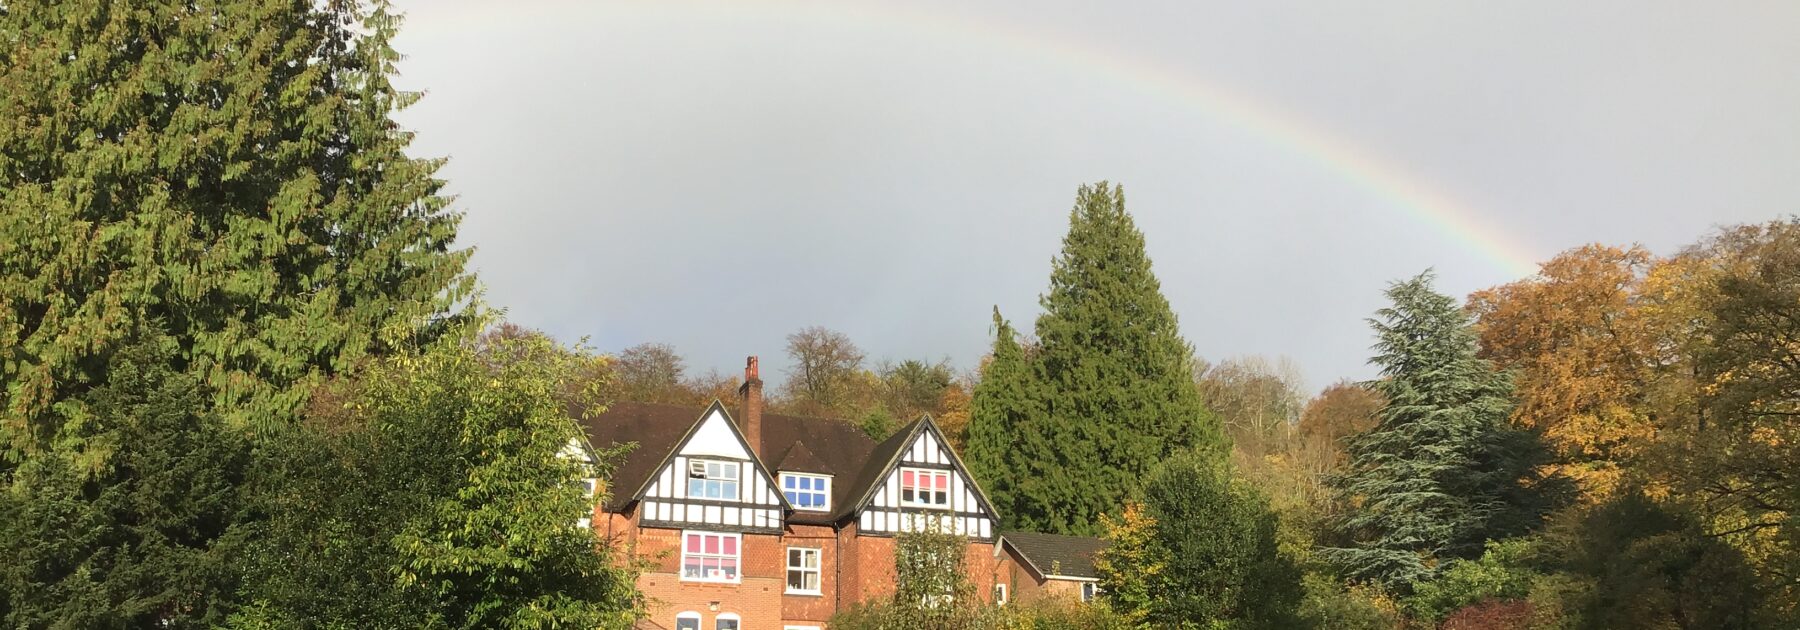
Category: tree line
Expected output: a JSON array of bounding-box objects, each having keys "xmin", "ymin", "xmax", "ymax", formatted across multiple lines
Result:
[{"xmin": 6, "ymin": 1, "xmax": 1799, "ymax": 628}]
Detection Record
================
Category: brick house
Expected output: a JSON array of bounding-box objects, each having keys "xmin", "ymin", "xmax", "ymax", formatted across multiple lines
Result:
[
  {"xmin": 580, "ymin": 357, "xmax": 1010, "ymax": 630},
  {"xmin": 993, "ymin": 531, "xmax": 1109, "ymax": 606}
]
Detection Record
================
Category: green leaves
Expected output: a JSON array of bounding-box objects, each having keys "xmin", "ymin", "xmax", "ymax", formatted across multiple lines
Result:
[{"xmin": 967, "ymin": 182, "xmax": 1224, "ymax": 537}]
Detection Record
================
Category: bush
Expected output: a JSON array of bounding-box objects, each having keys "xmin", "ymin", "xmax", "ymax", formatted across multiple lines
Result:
[
  {"xmin": 1407, "ymin": 539, "xmax": 1539, "ymax": 622},
  {"xmin": 1441, "ymin": 599, "xmax": 1534, "ymax": 630},
  {"xmin": 1296, "ymin": 574, "xmax": 1404, "ymax": 630}
]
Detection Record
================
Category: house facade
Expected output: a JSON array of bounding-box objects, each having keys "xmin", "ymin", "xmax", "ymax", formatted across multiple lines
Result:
[{"xmin": 580, "ymin": 357, "xmax": 1008, "ymax": 630}]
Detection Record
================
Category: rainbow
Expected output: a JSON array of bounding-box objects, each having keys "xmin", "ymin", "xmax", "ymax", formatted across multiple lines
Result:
[{"xmin": 406, "ymin": 0, "xmax": 1542, "ymax": 278}]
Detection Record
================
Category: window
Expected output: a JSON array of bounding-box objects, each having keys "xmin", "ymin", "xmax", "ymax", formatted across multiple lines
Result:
[
  {"xmin": 994, "ymin": 583, "xmax": 1008, "ymax": 605},
  {"xmin": 781, "ymin": 473, "xmax": 830, "ymax": 511},
  {"xmin": 784, "ymin": 626, "xmax": 822, "ymax": 630},
  {"xmin": 686, "ymin": 459, "xmax": 739, "ymax": 500},
  {"xmin": 1081, "ymin": 582, "xmax": 1100, "ymax": 602},
  {"xmin": 715, "ymin": 613, "xmax": 740, "ymax": 630},
  {"xmin": 680, "ymin": 532, "xmax": 740, "ymax": 582},
  {"xmin": 675, "ymin": 612, "xmax": 700, "ymax": 630},
  {"xmin": 786, "ymin": 547, "xmax": 821, "ymax": 594},
  {"xmin": 900, "ymin": 468, "xmax": 950, "ymax": 508}
]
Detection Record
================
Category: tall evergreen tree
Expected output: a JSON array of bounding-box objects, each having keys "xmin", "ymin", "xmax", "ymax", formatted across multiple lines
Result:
[
  {"xmin": 0, "ymin": 0, "xmax": 472, "ymax": 454},
  {"xmin": 0, "ymin": 337, "xmax": 248, "ymax": 628},
  {"xmin": 964, "ymin": 308, "xmax": 1042, "ymax": 530},
  {"xmin": 1023, "ymin": 182, "xmax": 1224, "ymax": 535},
  {"xmin": 1326, "ymin": 271, "xmax": 1550, "ymax": 592}
]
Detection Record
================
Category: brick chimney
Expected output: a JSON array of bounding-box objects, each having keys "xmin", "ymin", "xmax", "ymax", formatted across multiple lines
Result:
[{"xmin": 738, "ymin": 356, "xmax": 763, "ymax": 457}]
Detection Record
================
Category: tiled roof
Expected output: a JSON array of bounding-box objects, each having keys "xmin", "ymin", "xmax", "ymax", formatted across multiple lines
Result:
[
  {"xmin": 578, "ymin": 400, "xmax": 880, "ymax": 523},
  {"xmin": 1000, "ymin": 531, "xmax": 1108, "ymax": 580}
]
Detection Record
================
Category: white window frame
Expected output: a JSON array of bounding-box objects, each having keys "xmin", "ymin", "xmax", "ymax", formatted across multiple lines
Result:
[
  {"xmin": 784, "ymin": 626, "xmax": 823, "ymax": 630},
  {"xmin": 994, "ymin": 583, "xmax": 1008, "ymax": 605},
  {"xmin": 785, "ymin": 546, "xmax": 822, "ymax": 595},
  {"xmin": 779, "ymin": 472, "xmax": 832, "ymax": 512},
  {"xmin": 715, "ymin": 612, "xmax": 741, "ymax": 630},
  {"xmin": 679, "ymin": 531, "xmax": 742, "ymax": 583},
  {"xmin": 686, "ymin": 459, "xmax": 741, "ymax": 501},
  {"xmin": 675, "ymin": 611, "xmax": 701, "ymax": 630},
  {"xmin": 1081, "ymin": 581, "xmax": 1100, "ymax": 602},
  {"xmin": 899, "ymin": 467, "xmax": 951, "ymax": 508}
]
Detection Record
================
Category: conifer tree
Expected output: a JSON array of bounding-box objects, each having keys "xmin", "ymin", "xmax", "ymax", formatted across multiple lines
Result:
[
  {"xmin": 1023, "ymin": 182, "xmax": 1224, "ymax": 535},
  {"xmin": 0, "ymin": 0, "xmax": 472, "ymax": 454},
  {"xmin": 964, "ymin": 309, "xmax": 1041, "ymax": 530},
  {"xmin": 1326, "ymin": 271, "xmax": 1548, "ymax": 592}
]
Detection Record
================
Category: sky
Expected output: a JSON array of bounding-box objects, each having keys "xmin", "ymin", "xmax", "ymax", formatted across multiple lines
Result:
[{"xmin": 389, "ymin": 0, "xmax": 1800, "ymax": 393}]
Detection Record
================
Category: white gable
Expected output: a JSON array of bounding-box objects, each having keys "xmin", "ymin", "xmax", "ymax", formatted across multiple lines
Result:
[
  {"xmin": 858, "ymin": 423, "xmax": 996, "ymax": 540},
  {"xmin": 680, "ymin": 408, "xmax": 750, "ymax": 459}
]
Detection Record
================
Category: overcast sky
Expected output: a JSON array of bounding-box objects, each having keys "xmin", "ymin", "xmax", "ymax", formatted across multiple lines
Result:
[{"xmin": 389, "ymin": 0, "xmax": 1799, "ymax": 393}]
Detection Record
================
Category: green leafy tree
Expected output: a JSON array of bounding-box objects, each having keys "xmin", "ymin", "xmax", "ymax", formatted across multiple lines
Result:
[
  {"xmin": 965, "ymin": 309, "xmax": 1043, "ymax": 530},
  {"xmin": 228, "ymin": 333, "xmax": 639, "ymax": 628},
  {"xmin": 0, "ymin": 337, "xmax": 248, "ymax": 628},
  {"xmin": 1022, "ymin": 182, "xmax": 1224, "ymax": 535},
  {"xmin": 1536, "ymin": 491, "xmax": 1768, "ymax": 630},
  {"xmin": 1096, "ymin": 452, "xmax": 1305, "ymax": 629},
  {"xmin": 1327, "ymin": 271, "xmax": 1558, "ymax": 592},
  {"xmin": 0, "ymin": 0, "xmax": 473, "ymax": 453}
]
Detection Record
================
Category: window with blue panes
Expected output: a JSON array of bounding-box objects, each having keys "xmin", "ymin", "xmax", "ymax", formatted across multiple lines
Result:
[{"xmin": 780, "ymin": 473, "xmax": 830, "ymax": 511}]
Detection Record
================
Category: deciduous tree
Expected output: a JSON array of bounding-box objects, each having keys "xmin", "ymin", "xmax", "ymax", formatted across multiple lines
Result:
[{"xmin": 1469, "ymin": 245, "xmax": 1659, "ymax": 499}]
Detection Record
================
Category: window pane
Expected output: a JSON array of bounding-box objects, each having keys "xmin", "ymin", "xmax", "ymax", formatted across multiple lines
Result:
[
  {"xmin": 676, "ymin": 617, "xmax": 700, "ymax": 630},
  {"xmin": 716, "ymin": 620, "xmax": 738, "ymax": 630},
  {"xmin": 721, "ymin": 557, "xmax": 738, "ymax": 579},
  {"xmin": 723, "ymin": 536, "xmax": 736, "ymax": 555}
]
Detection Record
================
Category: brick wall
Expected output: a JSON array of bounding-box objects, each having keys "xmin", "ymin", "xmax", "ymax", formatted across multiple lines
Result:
[{"xmin": 605, "ymin": 512, "xmax": 1004, "ymax": 628}]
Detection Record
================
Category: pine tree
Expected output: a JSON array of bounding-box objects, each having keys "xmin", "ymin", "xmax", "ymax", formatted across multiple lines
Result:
[
  {"xmin": 1326, "ymin": 271, "xmax": 1547, "ymax": 592},
  {"xmin": 964, "ymin": 308, "xmax": 1041, "ymax": 530},
  {"xmin": 0, "ymin": 0, "xmax": 472, "ymax": 455},
  {"xmin": 1023, "ymin": 182, "xmax": 1224, "ymax": 535}
]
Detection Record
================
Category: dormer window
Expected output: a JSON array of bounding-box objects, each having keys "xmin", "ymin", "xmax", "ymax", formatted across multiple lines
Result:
[
  {"xmin": 780, "ymin": 473, "xmax": 831, "ymax": 511},
  {"xmin": 686, "ymin": 459, "xmax": 740, "ymax": 501},
  {"xmin": 900, "ymin": 468, "xmax": 950, "ymax": 508}
]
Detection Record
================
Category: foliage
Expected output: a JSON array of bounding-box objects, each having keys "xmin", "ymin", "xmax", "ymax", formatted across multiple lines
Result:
[
  {"xmin": 1327, "ymin": 271, "xmax": 1563, "ymax": 592},
  {"xmin": 1406, "ymin": 539, "xmax": 1539, "ymax": 623},
  {"xmin": 1197, "ymin": 356, "xmax": 1306, "ymax": 459},
  {"xmin": 781, "ymin": 326, "xmax": 869, "ymax": 415},
  {"xmin": 1097, "ymin": 451, "xmax": 1305, "ymax": 629},
  {"xmin": 228, "ymin": 333, "xmax": 639, "ymax": 628},
  {"xmin": 1469, "ymin": 245, "xmax": 1660, "ymax": 500},
  {"xmin": 610, "ymin": 342, "xmax": 691, "ymax": 404},
  {"xmin": 829, "ymin": 522, "xmax": 982, "ymax": 629},
  {"xmin": 1295, "ymin": 576, "xmax": 1404, "ymax": 630},
  {"xmin": 0, "ymin": 338, "xmax": 248, "ymax": 628},
  {"xmin": 1529, "ymin": 490, "xmax": 1767, "ymax": 630},
  {"xmin": 1013, "ymin": 182, "xmax": 1225, "ymax": 535},
  {"xmin": 966, "ymin": 309, "xmax": 1044, "ymax": 531},
  {"xmin": 1092, "ymin": 502, "xmax": 1162, "ymax": 625},
  {"xmin": 1439, "ymin": 599, "xmax": 1535, "ymax": 630},
  {"xmin": 0, "ymin": 0, "xmax": 473, "ymax": 451}
]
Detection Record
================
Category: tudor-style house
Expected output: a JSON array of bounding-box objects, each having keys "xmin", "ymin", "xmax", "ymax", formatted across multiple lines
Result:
[{"xmin": 581, "ymin": 357, "xmax": 1006, "ymax": 630}]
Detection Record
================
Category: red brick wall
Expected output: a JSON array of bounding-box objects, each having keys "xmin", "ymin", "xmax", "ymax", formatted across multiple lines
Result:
[
  {"xmin": 993, "ymin": 543, "xmax": 1089, "ymax": 605},
  {"xmin": 605, "ymin": 511, "xmax": 1003, "ymax": 628}
]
